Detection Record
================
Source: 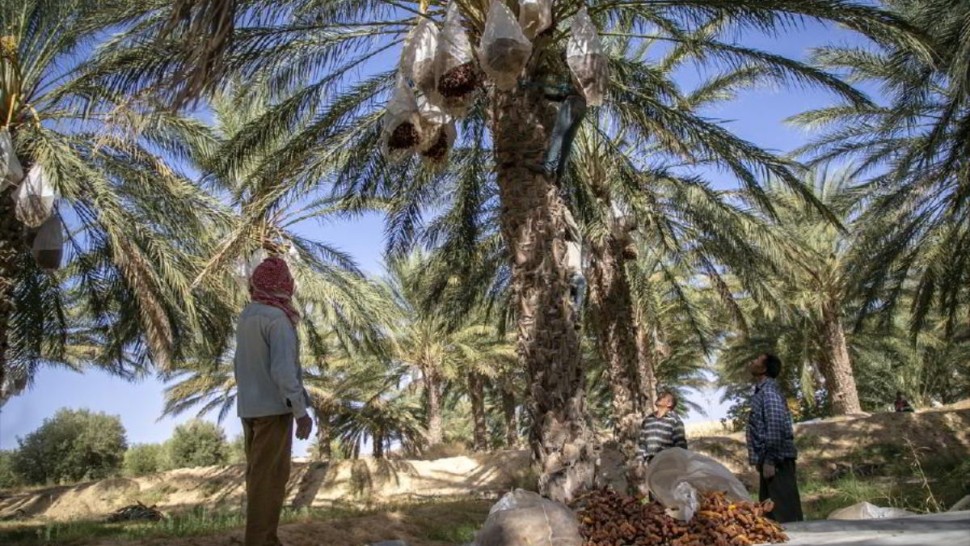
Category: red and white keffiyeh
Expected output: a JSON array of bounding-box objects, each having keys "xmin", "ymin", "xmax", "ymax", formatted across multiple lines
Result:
[{"xmin": 249, "ymin": 256, "xmax": 300, "ymax": 325}]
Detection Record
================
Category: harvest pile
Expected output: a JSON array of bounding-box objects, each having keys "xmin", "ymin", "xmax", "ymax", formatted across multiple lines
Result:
[{"xmin": 573, "ymin": 488, "xmax": 787, "ymax": 546}]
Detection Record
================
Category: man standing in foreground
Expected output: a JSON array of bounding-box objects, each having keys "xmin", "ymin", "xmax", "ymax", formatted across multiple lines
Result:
[
  {"xmin": 746, "ymin": 353, "xmax": 803, "ymax": 523},
  {"xmin": 235, "ymin": 256, "xmax": 313, "ymax": 546}
]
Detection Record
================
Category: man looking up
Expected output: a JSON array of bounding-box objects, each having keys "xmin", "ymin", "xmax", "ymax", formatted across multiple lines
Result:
[
  {"xmin": 234, "ymin": 256, "xmax": 313, "ymax": 546},
  {"xmin": 746, "ymin": 353, "xmax": 803, "ymax": 523}
]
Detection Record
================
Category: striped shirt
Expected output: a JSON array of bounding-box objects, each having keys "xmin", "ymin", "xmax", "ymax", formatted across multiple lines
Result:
[
  {"xmin": 636, "ymin": 412, "xmax": 688, "ymax": 462},
  {"xmin": 746, "ymin": 377, "xmax": 798, "ymax": 465}
]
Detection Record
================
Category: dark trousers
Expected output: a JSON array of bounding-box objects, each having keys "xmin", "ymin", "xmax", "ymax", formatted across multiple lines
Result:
[
  {"xmin": 544, "ymin": 95, "xmax": 588, "ymax": 179},
  {"xmin": 243, "ymin": 414, "xmax": 293, "ymax": 546},
  {"xmin": 569, "ymin": 271, "xmax": 587, "ymax": 312},
  {"xmin": 758, "ymin": 458, "xmax": 803, "ymax": 523}
]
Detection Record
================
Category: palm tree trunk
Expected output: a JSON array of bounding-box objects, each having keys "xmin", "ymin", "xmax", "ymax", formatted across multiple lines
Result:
[
  {"xmin": 820, "ymin": 304, "xmax": 862, "ymax": 414},
  {"xmin": 492, "ymin": 88, "xmax": 596, "ymax": 503},
  {"xmin": 373, "ymin": 427, "xmax": 385, "ymax": 459},
  {"xmin": 0, "ymin": 186, "xmax": 18, "ymax": 403},
  {"xmin": 468, "ymin": 372, "xmax": 487, "ymax": 452},
  {"xmin": 313, "ymin": 406, "xmax": 333, "ymax": 460},
  {"xmin": 501, "ymin": 384, "xmax": 518, "ymax": 448},
  {"xmin": 424, "ymin": 367, "xmax": 444, "ymax": 447},
  {"xmin": 586, "ymin": 232, "xmax": 641, "ymax": 460},
  {"xmin": 635, "ymin": 313, "xmax": 659, "ymax": 411}
]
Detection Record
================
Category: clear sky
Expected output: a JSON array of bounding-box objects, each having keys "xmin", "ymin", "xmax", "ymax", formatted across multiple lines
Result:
[{"xmin": 0, "ymin": 19, "xmax": 868, "ymax": 456}]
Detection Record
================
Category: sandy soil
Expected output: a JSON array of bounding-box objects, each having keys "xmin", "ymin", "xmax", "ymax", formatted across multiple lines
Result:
[{"xmin": 0, "ymin": 450, "xmax": 531, "ymax": 523}]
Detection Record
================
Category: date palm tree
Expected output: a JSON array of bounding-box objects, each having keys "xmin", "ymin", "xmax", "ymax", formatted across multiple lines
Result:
[
  {"xmin": 793, "ymin": 0, "xmax": 969, "ymax": 336},
  {"xmin": 383, "ymin": 252, "xmax": 515, "ymax": 450},
  {"xmin": 558, "ymin": 18, "xmax": 798, "ymax": 458},
  {"xmin": 102, "ymin": 0, "xmax": 927, "ymax": 501},
  {"xmin": 0, "ymin": 0, "xmax": 238, "ymax": 401},
  {"xmin": 718, "ymin": 168, "xmax": 872, "ymax": 414}
]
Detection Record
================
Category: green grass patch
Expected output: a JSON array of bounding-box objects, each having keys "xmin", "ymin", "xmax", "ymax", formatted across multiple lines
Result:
[
  {"xmin": 424, "ymin": 522, "xmax": 478, "ymax": 542},
  {"xmin": 0, "ymin": 504, "xmax": 373, "ymax": 545},
  {"xmin": 800, "ymin": 475, "xmax": 896, "ymax": 520},
  {"xmin": 409, "ymin": 498, "xmax": 490, "ymax": 544},
  {"xmin": 0, "ymin": 499, "xmax": 493, "ymax": 546},
  {"xmin": 799, "ymin": 450, "xmax": 970, "ymax": 520}
]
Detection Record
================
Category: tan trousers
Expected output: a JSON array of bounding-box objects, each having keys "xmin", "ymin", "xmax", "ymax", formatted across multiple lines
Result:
[{"xmin": 242, "ymin": 414, "xmax": 293, "ymax": 546}]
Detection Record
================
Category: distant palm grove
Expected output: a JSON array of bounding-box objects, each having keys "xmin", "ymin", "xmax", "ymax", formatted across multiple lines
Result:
[{"xmin": 1, "ymin": 0, "xmax": 968, "ymax": 501}]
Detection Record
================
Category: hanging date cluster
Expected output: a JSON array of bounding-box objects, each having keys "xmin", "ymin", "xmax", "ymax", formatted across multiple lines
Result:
[{"xmin": 573, "ymin": 488, "xmax": 788, "ymax": 546}]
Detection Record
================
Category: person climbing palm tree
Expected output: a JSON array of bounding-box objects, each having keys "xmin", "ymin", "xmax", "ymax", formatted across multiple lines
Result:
[
  {"xmin": 520, "ymin": 50, "xmax": 588, "ymax": 183},
  {"xmin": 563, "ymin": 207, "xmax": 587, "ymax": 325}
]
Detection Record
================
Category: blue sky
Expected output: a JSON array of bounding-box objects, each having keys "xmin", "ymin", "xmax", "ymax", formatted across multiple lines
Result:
[{"xmin": 0, "ymin": 19, "xmax": 869, "ymax": 456}]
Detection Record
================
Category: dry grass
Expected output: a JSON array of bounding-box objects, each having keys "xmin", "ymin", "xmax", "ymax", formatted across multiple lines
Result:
[{"xmin": 685, "ymin": 420, "xmax": 731, "ymax": 438}]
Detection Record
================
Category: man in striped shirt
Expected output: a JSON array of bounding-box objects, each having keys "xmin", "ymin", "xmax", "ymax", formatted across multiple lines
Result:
[
  {"xmin": 746, "ymin": 353, "xmax": 803, "ymax": 523},
  {"xmin": 636, "ymin": 391, "xmax": 688, "ymax": 464}
]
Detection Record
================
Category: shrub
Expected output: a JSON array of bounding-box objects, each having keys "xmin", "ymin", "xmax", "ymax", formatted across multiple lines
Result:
[
  {"xmin": 228, "ymin": 434, "xmax": 246, "ymax": 464},
  {"xmin": 12, "ymin": 409, "xmax": 127, "ymax": 485},
  {"xmin": 124, "ymin": 443, "xmax": 165, "ymax": 477},
  {"xmin": 166, "ymin": 419, "xmax": 229, "ymax": 469},
  {"xmin": 0, "ymin": 450, "xmax": 23, "ymax": 489}
]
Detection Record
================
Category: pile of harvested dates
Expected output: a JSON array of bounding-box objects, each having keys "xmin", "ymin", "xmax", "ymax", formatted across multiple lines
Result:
[{"xmin": 572, "ymin": 488, "xmax": 787, "ymax": 546}]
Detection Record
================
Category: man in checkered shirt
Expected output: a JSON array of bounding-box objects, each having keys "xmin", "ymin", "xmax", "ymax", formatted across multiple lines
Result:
[{"xmin": 746, "ymin": 353, "xmax": 803, "ymax": 523}]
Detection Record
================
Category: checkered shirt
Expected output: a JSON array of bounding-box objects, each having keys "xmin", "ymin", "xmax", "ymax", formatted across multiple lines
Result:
[{"xmin": 746, "ymin": 377, "xmax": 798, "ymax": 465}]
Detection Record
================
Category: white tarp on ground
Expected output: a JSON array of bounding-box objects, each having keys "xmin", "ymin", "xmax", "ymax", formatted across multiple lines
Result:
[{"xmin": 782, "ymin": 510, "xmax": 970, "ymax": 545}]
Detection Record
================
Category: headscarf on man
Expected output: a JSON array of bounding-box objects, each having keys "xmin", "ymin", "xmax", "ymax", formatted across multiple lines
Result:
[{"xmin": 249, "ymin": 256, "xmax": 300, "ymax": 325}]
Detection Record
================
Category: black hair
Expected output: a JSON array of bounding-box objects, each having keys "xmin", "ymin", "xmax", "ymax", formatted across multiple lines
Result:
[
  {"xmin": 658, "ymin": 391, "xmax": 678, "ymax": 409},
  {"xmin": 763, "ymin": 353, "xmax": 782, "ymax": 378}
]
